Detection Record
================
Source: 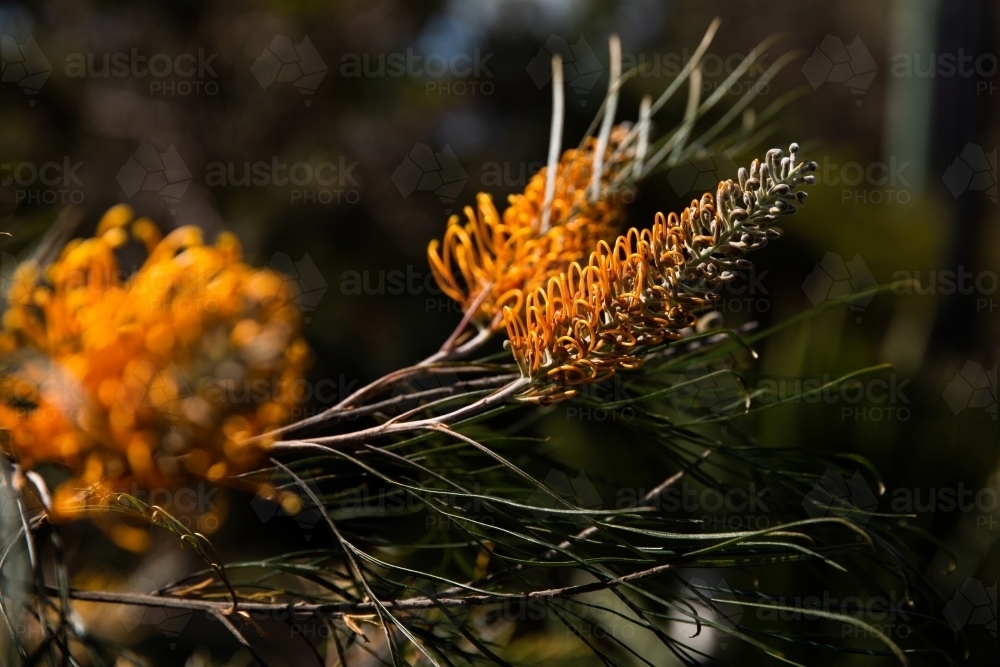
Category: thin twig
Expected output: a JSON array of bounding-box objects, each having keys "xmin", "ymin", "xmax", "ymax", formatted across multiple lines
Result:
[
  {"xmin": 270, "ymin": 378, "xmax": 529, "ymax": 450},
  {"xmin": 428, "ymin": 283, "xmax": 494, "ymax": 361},
  {"xmin": 255, "ymin": 374, "xmax": 516, "ymax": 433},
  {"xmin": 245, "ymin": 363, "xmax": 500, "ymax": 444},
  {"xmin": 561, "ymin": 449, "xmax": 714, "ymax": 549}
]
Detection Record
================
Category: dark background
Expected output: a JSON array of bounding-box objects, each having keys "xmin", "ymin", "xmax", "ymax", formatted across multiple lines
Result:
[{"xmin": 1, "ymin": 0, "xmax": 998, "ymax": 665}]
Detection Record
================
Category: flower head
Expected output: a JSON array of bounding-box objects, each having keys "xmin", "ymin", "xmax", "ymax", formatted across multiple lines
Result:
[
  {"xmin": 428, "ymin": 129, "xmax": 632, "ymax": 330},
  {"xmin": 504, "ymin": 145, "xmax": 816, "ymax": 403},
  {"xmin": 0, "ymin": 205, "xmax": 310, "ymax": 517}
]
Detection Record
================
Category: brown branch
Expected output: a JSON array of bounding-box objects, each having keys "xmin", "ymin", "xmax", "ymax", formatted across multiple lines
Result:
[
  {"xmin": 424, "ymin": 283, "xmax": 495, "ymax": 363},
  {"xmin": 269, "ymin": 378, "xmax": 530, "ymax": 451},
  {"xmin": 245, "ymin": 365, "xmax": 509, "ymax": 447},
  {"xmin": 47, "ymin": 559, "xmax": 677, "ymax": 619}
]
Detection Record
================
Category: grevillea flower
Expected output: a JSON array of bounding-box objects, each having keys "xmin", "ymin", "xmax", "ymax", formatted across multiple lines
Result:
[
  {"xmin": 0, "ymin": 205, "xmax": 310, "ymax": 529},
  {"xmin": 427, "ymin": 129, "xmax": 632, "ymax": 330},
  {"xmin": 504, "ymin": 145, "xmax": 816, "ymax": 403}
]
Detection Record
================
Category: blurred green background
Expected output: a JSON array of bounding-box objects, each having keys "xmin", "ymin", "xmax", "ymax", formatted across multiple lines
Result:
[{"xmin": 1, "ymin": 0, "xmax": 997, "ymax": 665}]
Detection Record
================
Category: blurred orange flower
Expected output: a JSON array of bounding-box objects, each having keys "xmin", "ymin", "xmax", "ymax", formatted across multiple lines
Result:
[{"xmin": 0, "ymin": 205, "xmax": 310, "ymax": 522}]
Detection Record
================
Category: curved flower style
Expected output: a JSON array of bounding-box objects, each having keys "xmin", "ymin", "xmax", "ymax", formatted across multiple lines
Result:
[
  {"xmin": 0, "ymin": 205, "xmax": 310, "ymax": 521},
  {"xmin": 427, "ymin": 130, "xmax": 631, "ymax": 330},
  {"xmin": 504, "ymin": 145, "xmax": 817, "ymax": 403}
]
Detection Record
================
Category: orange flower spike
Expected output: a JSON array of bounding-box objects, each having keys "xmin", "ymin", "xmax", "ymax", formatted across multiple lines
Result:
[{"xmin": 505, "ymin": 144, "xmax": 818, "ymax": 402}]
